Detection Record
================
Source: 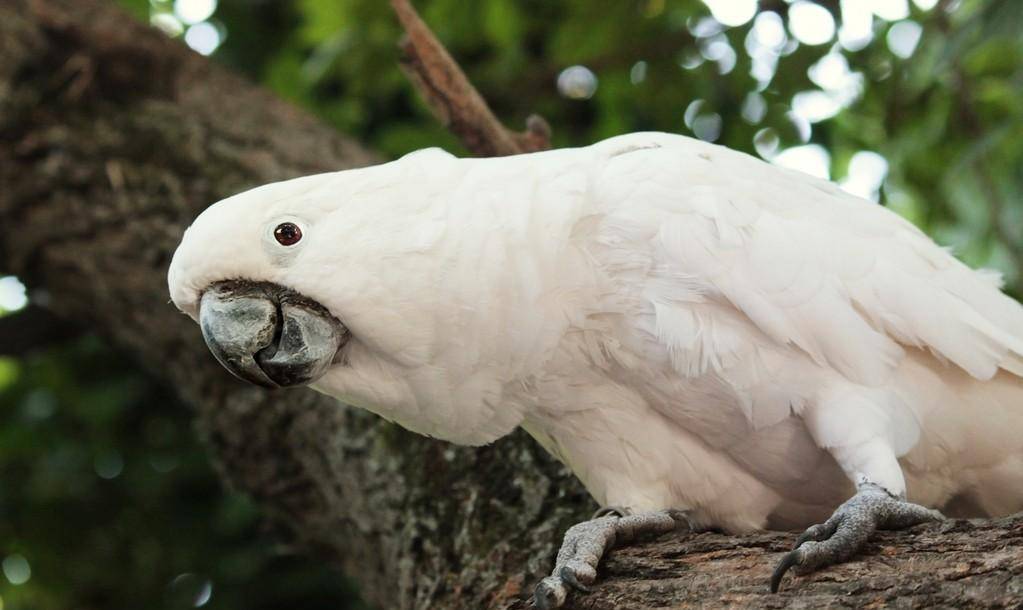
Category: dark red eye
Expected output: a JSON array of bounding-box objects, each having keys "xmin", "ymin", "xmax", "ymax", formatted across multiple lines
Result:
[{"xmin": 274, "ymin": 222, "xmax": 302, "ymax": 246}]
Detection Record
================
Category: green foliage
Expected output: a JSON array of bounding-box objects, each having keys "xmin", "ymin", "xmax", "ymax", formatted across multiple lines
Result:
[
  {"xmin": 0, "ymin": 338, "xmax": 364, "ymax": 610},
  {"xmin": 4, "ymin": 0, "xmax": 1023, "ymax": 608}
]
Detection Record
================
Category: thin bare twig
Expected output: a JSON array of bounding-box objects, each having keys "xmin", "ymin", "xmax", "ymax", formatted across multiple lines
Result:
[{"xmin": 389, "ymin": 0, "xmax": 550, "ymax": 157}]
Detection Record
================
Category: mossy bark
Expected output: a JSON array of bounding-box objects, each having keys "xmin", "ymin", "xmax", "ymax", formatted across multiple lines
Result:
[{"xmin": 1, "ymin": 2, "xmax": 1020, "ymax": 609}]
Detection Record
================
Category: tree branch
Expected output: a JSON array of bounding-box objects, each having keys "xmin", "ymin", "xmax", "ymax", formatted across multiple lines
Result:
[
  {"xmin": 389, "ymin": 0, "xmax": 550, "ymax": 156},
  {"xmin": 546, "ymin": 515, "xmax": 1023, "ymax": 609}
]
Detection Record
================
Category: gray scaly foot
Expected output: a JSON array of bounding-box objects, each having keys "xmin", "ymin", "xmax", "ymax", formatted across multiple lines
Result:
[
  {"xmin": 533, "ymin": 509, "xmax": 690, "ymax": 609},
  {"xmin": 771, "ymin": 479, "xmax": 944, "ymax": 592}
]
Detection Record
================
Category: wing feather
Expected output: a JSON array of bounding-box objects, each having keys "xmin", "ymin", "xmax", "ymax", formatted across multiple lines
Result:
[{"xmin": 593, "ymin": 133, "xmax": 1023, "ymax": 393}]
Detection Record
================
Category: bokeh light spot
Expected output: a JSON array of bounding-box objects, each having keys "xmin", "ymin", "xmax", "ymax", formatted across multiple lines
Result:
[
  {"xmin": 754, "ymin": 127, "xmax": 780, "ymax": 159},
  {"xmin": 689, "ymin": 16, "xmax": 724, "ymax": 39},
  {"xmin": 151, "ymin": 12, "xmax": 184, "ymax": 37},
  {"xmin": 2, "ymin": 555, "xmax": 31, "ymax": 586},
  {"xmin": 0, "ymin": 276, "xmax": 28, "ymax": 313},
  {"xmin": 751, "ymin": 11, "xmax": 786, "ymax": 49},
  {"xmin": 839, "ymin": 0, "xmax": 874, "ymax": 51},
  {"xmin": 557, "ymin": 66, "xmax": 598, "ymax": 100},
  {"xmin": 702, "ymin": 0, "xmax": 758, "ymax": 27},
  {"xmin": 841, "ymin": 151, "xmax": 889, "ymax": 200},
  {"xmin": 702, "ymin": 37, "xmax": 737, "ymax": 74},
  {"xmin": 772, "ymin": 144, "xmax": 831, "ymax": 179},
  {"xmin": 887, "ymin": 20, "xmax": 922, "ymax": 59},
  {"xmin": 22, "ymin": 389, "xmax": 57, "ymax": 420},
  {"xmin": 788, "ymin": 2, "xmax": 836, "ymax": 45},
  {"xmin": 184, "ymin": 21, "xmax": 222, "ymax": 56},
  {"xmin": 692, "ymin": 113, "xmax": 723, "ymax": 142},
  {"xmin": 630, "ymin": 61, "xmax": 648, "ymax": 84},
  {"xmin": 684, "ymin": 99, "xmax": 705, "ymax": 129},
  {"xmin": 787, "ymin": 111, "xmax": 812, "ymax": 142},
  {"xmin": 792, "ymin": 90, "xmax": 841, "ymax": 123},
  {"xmin": 872, "ymin": 0, "xmax": 909, "ymax": 22},
  {"xmin": 95, "ymin": 450, "xmax": 125, "ymax": 480},
  {"xmin": 741, "ymin": 92, "xmax": 767, "ymax": 124},
  {"xmin": 174, "ymin": 0, "xmax": 217, "ymax": 25},
  {"xmin": 168, "ymin": 573, "xmax": 214, "ymax": 608}
]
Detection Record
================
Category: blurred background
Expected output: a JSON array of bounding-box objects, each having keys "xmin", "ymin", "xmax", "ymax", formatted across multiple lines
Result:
[{"xmin": 1, "ymin": 0, "xmax": 1020, "ymax": 608}]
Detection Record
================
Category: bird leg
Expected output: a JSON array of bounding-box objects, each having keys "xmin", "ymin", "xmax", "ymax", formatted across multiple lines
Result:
[
  {"xmin": 770, "ymin": 478, "xmax": 944, "ymax": 592},
  {"xmin": 533, "ymin": 508, "xmax": 691, "ymax": 609}
]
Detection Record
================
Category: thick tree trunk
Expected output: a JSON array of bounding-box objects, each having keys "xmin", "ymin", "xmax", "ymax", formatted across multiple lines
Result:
[{"xmin": 1, "ymin": 2, "xmax": 1020, "ymax": 609}]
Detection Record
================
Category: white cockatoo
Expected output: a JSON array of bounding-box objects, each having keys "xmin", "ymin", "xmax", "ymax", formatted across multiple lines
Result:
[{"xmin": 168, "ymin": 132, "xmax": 1023, "ymax": 607}]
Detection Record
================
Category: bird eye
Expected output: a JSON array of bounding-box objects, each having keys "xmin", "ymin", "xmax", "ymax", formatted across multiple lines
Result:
[{"xmin": 273, "ymin": 222, "xmax": 302, "ymax": 246}]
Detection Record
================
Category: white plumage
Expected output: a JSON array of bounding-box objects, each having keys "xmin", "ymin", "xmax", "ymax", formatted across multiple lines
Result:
[{"xmin": 169, "ymin": 132, "xmax": 1023, "ymax": 534}]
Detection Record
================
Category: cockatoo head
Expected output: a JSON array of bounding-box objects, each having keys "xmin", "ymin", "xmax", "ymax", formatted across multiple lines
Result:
[
  {"xmin": 167, "ymin": 172, "xmax": 357, "ymax": 389},
  {"xmin": 168, "ymin": 149, "xmax": 460, "ymax": 394}
]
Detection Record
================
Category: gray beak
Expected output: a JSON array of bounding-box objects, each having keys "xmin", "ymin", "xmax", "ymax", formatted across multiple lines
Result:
[{"xmin": 198, "ymin": 281, "xmax": 348, "ymax": 388}]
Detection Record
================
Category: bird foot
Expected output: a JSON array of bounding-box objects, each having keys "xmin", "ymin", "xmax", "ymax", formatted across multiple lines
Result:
[
  {"xmin": 533, "ymin": 509, "xmax": 690, "ymax": 609},
  {"xmin": 771, "ymin": 480, "xmax": 944, "ymax": 592}
]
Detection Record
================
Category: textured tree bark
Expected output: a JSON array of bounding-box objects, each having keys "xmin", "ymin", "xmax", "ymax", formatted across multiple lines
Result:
[
  {"xmin": 529, "ymin": 517, "xmax": 1023, "ymax": 609},
  {"xmin": 1, "ymin": 2, "xmax": 1021, "ymax": 609}
]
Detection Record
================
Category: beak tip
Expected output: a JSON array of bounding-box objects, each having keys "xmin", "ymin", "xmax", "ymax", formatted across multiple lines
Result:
[{"xmin": 197, "ymin": 281, "xmax": 346, "ymax": 389}]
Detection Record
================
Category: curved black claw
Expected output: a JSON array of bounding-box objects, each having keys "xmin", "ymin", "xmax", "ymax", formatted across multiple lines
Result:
[
  {"xmin": 770, "ymin": 548, "xmax": 802, "ymax": 593},
  {"xmin": 792, "ymin": 521, "xmax": 836, "ymax": 550},
  {"xmin": 768, "ymin": 481, "xmax": 943, "ymax": 593}
]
